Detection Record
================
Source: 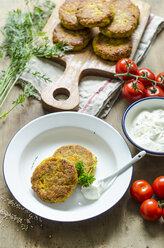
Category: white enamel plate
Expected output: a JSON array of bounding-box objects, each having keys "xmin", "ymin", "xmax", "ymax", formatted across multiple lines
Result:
[{"xmin": 3, "ymin": 112, "xmax": 132, "ymax": 222}]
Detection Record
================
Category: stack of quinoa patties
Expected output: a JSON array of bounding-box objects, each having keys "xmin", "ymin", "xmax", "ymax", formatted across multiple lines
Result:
[
  {"xmin": 53, "ymin": 0, "xmax": 140, "ymax": 61},
  {"xmin": 53, "ymin": 0, "xmax": 93, "ymax": 52},
  {"xmin": 31, "ymin": 145, "xmax": 97, "ymax": 203}
]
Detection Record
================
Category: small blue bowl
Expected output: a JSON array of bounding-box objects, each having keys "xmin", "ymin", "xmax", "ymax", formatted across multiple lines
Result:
[{"xmin": 122, "ymin": 97, "xmax": 164, "ymax": 156}]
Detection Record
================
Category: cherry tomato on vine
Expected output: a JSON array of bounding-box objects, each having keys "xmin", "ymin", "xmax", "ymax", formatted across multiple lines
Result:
[
  {"xmin": 152, "ymin": 176, "xmax": 164, "ymax": 199},
  {"xmin": 140, "ymin": 199, "xmax": 162, "ymax": 222},
  {"xmin": 156, "ymin": 72, "xmax": 164, "ymax": 89},
  {"xmin": 122, "ymin": 80, "xmax": 146, "ymax": 103},
  {"xmin": 130, "ymin": 180, "xmax": 153, "ymax": 203},
  {"xmin": 116, "ymin": 58, "xmax": 138, "ymax": 81},
  {"xmin": 145, "ymin": 85, "xmax": 164, "ymax": 97},
  {"xmin": 162, "ymin": 209, "xmax": 164, "ymax": 220},
  {"xmin": 137, "ymin": 68, "xmax": 155, "ymax": 88}
]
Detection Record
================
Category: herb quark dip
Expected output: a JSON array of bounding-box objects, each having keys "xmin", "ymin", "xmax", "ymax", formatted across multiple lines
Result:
[{"xmin": 129, "ymin": 109, "xmax": 164, "ymax": 152}]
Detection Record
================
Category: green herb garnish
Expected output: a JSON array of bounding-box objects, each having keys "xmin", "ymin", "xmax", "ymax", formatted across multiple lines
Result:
[
  {"xmin": 0, "ymin": 0, "xmax": 72, "ymax": 119},
  {"xmin": 75, "ymin": 161, "xmax": 95, "ymax": 187}
]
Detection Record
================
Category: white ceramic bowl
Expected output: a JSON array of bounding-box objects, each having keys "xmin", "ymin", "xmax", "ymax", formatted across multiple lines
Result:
[
  {"xmin": 122, "ymin": 97, "xmax": 164, "ymax": 156},
  {"xmin": 3, "ymin": 112, "xmax": 132, "ymax": 222}
]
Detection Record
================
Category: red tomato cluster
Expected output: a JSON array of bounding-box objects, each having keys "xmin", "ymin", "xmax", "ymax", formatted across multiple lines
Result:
[
  {"xmin": 115, "ymin": 58, "xmax": 164, "ymax": 103},
  {"xmin": 130, "ymin": 176, "xmax": 164, "ymax": 222}
]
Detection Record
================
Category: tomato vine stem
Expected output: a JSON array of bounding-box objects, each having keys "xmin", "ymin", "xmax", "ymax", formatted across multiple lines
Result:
[{"xmin": 114, "ymin": 72, "xmax": 164, "ymax": 86}]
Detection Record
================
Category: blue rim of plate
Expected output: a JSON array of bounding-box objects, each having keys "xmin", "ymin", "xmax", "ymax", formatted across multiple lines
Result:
[
  {"xmin": 122, "ymin": 97, "xmax": 164, "ymax": 156},
  {"xmin": 3, "ymin": 111, "xmax": 133, "ymax": 222}
]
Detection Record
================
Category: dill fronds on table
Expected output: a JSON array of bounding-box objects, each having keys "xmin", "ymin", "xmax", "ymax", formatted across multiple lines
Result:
[{"xmin": 0, "ymin": 0, "xmax": 72, "ymax": 119}]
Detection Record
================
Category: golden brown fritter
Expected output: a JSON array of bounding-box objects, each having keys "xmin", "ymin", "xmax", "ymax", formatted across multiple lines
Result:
[
  {"xmin": 53, "ymin": 23, "xmax": 92, "ymax": 51},
  {"xmin": 92, "ymin": 33, "xmax": 132, "ymax": 61},
  {"xmin": 53, "ymin": 145, "xmax": 97, "ymax": 175},
  {"xmin": 76, "ymin": 0, "xmax": 114, "ymax": 28},
  {"xmin": 100, "ymin": 0, "xmax": 140, "ymax": 38},
  {"xmin": 59, "ymin": 0, "xmax": 84, "ymax": 30},
  {"xmin": 31, "ymin": 156, "xmax": 78, "ymax": 203}
]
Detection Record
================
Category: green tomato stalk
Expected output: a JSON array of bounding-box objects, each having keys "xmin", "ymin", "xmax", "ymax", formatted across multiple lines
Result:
[{"xmin": 114, "ymin": 61, "xmax": 164, "ymax": 87}]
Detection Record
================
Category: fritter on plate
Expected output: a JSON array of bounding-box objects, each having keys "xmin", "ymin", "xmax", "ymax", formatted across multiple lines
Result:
[
  {"xmin": 92, "ymin": 33, "xmax": 132, "ymax": 61},
  {"xmin": 59, "ymin": 0, "xmax": 84, "ymax": 30},
  {"xmin": 53, "ymin": 23, "xmax": 92, "ymax": 51},
  {"xmin": 31, "ymin": 156, "xmax": 78, "ymax": 203},
  {"xmin": 100, "ymin": 0, "xmax": 140, "ymax": 38},
  {"xmin": 76, "ymin": 0, "xmax": 114, "ymax": 28},
  {"xmin": 53, "ymin": 145, "xmax": 97, "ymax": 175}
]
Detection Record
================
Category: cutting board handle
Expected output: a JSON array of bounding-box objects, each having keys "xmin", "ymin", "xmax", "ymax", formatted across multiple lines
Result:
[{"xmin": 41, "ymin": 64, "xmax": 81, "ymax": 112}]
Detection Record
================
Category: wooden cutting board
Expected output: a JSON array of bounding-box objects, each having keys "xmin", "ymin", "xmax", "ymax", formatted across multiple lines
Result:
[{"xmin": 41, "ymin": 0, "xmax": 150, "ymax": 112}]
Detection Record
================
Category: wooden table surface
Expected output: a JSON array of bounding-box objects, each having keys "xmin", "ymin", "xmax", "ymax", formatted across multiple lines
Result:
[{"xmin": 0, "ymin": 0, "xmax": 164, "ymax": 247}]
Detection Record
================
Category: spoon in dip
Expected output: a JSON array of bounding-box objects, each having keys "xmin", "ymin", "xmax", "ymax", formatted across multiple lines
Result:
[{"xmin": 81, "ymin": 150, "xmax": 146, "ymax": 200}]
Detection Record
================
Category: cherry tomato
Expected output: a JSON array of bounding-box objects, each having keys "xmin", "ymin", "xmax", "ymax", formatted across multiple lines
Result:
[
  {"xmin": 162, "ymin": 209, "xmax": 164, "ymax": 219},
  {"xmin": 122, "ymin": 80, "xmax": 146, "ymax": 103},
  {"xmin": 152, "ymin": 176, "xmax": 164, "ymax": 199},
  {"xmin": 145, "ymin": 85, "xmax": 164, "ymax": 97},
  {"xmin": 137, "ymin": 68, "xmax": 155, "ymax": 88},
  {"xmin": 140, "ymin": 199, "xmax": 162, "ymax": 222},
  {"xmin": 130, "ymin": 180, "xmax": 153, "ymax": 203},
  {"xmin": 156, "ymin": 72, "xmax": 164, "ymax": 89},
  {"xmin": 116, "ymin": 58, "xmax": 138, "ymax": 81}
]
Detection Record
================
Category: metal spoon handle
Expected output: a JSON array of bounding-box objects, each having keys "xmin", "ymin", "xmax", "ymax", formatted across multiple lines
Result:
[{"xmin": 99, "ymin": 151, "xmax": 146, "ymax": 182}]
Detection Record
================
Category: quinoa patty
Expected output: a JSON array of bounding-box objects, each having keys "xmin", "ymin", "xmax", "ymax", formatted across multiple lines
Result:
[
  {"xmin": 53, "ymin": 145, "xmax": 97, "ymax": 175},
  {"xmin": 100, "ymin": 0, "xmax": 140, "ymax": 38},
  {"xmin": 59, "ymin": 0, "xmax": 84, "ymax": 30},
  {"xmin": 31, "ymin": 156, "xmax": 78, "ymax": 203},
  {"xmin": 92, "ymin": 33, "xmax": 132, "ymax": 61},
  {"xmin": 76, "ymin": 0, "xmax": 114, "ymax": 28},
  {"xmin": 53, "ymin": 23, "xmax": 92, "ymax": 51}
]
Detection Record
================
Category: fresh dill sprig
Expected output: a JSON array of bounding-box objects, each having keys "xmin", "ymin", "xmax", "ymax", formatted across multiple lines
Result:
[
  {"xmin": 24, "ymin": 83, "xmax": 38, "ymax": 97},
  {"xmin": 31, "ymin": 71, "xmax": 52, "ymax": 83},
  {"xmin": 0, "ymin": 0, "xmax": 72, "ymax": 119},
  {"xmin": 0, "ymin": 83, "xmax": 37, "ymax": 119},
  {"xmin": 75, "ymin": 161, "xmax": 96, "ymax": 187}
]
